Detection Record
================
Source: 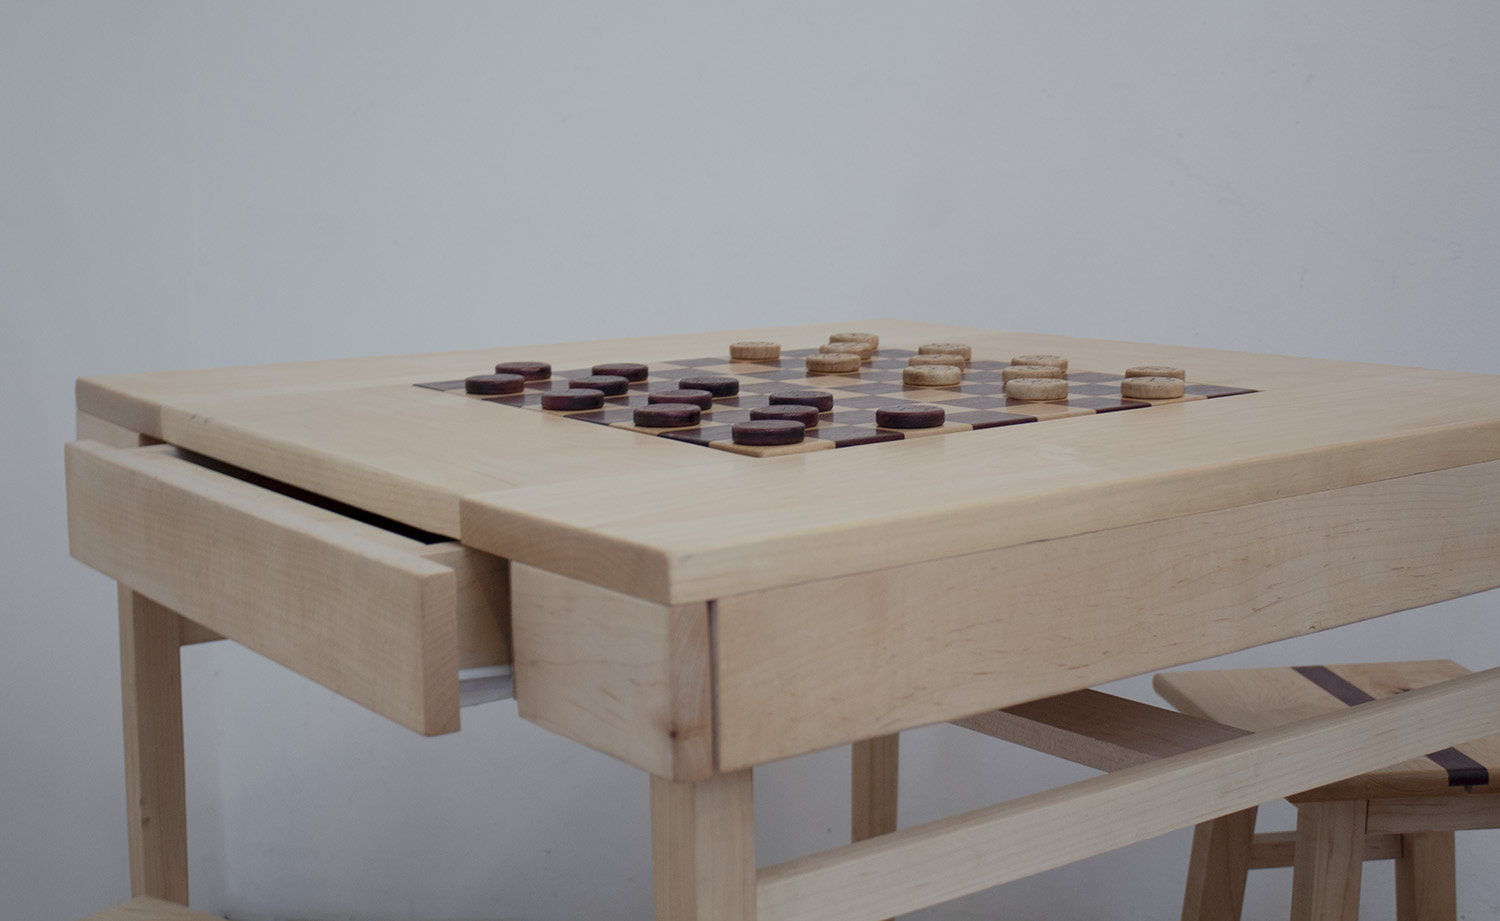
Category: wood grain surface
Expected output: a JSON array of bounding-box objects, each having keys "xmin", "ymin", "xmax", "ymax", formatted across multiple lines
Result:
[
  {"xmin": 76, "ymin": 322, "xmax": 1500, "ymax": 604},
  {"xmin": 68, "ymin": 441, "xmax": 462, "ymax": 735},
  {"xmin": 713, "ymin": 461, "xmax": 1500, "ymax": 768},
  {"xmin": 1156, "ymin": 660, "xmax": 1500, "ymax": 802}
]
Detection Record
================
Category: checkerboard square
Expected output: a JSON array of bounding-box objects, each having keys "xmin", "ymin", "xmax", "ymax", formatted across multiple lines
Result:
[
  {"xmin": 566, "ymin": 408, "xmax": 638, "ymax": 425},
  {"xmin": 945, "ymin": 396, "xmax": 1014, "ymax": 410},
  {"xmin": 807, "ymin": 425, "xmax": 905, "ymax": 447},
  {"xmin": 950, "ymin": 382, "xmax": 1008, "ymax": 395},
  {"xmin": 702, "ymin": 408, "xmax": 753, "ymax": 425},
  {"xmin": 823, "ymin": 410, "xmax": 879, "ymax": 426},
  {"xmin": 1066, "ymin": 396, "xmax": 1152, "ymax": 413},
  {"xmin": 831, "ymin": 382, "xmax": 907, "ymax": 395},
  {"xmin": 658, "ymin": 425, "xmax": 736, "ymax": 446},
  {"xmin": 1064, "ymin": 383, "xmax": 1120, "ymax": 397},
  {"xmin": 835, "ymin": 395, "xmax": 909, "ymax": 409},
  {"xmin": 954, "ymin": 412, "xmax": 1039, "ymax": 429},
  {"xmin": 1188, "ymin": 383, "xmax": 1259, "ymax": 398}
]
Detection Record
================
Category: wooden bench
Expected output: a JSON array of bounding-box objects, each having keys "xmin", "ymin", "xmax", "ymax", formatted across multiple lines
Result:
[{"xmin": 1154, "ymin": 660, "xmax": 1500, "ymax": 921}]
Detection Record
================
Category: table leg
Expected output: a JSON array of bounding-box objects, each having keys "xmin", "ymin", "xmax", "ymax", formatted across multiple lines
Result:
[
  {"xmin": 651, "ymin": 769, "xmax": 756, "ymax": 921},
  {"xmin": 851, "ymin": 734, "xmax": 899, "ymax": 844},
  {"xmin": 850, "ymin": 734, "xmax": 898, "ymax": 921},
  {"xmin": 118, "ymin": 587, "xmax": 189, "ymax": 902}
]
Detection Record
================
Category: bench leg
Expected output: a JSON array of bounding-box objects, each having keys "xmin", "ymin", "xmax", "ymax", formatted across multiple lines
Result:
[
  {"xmin": 119, "ymin": 587, "xmax": 189, "ymax": 903},
  {"xmin": 1290, "ymin": 800, "xmax": 1366, "ymax": 921},
  {"xmin": 1181, "ymin": 806, "xmax": 1257, "ymax": 921},
  {"xmin": 1394, "ymin": 831, "xmax": 1457, "ymax": 921},
  {"xmin": 651, "ymin": 769, "xmax": 756, "ymax": 921}
]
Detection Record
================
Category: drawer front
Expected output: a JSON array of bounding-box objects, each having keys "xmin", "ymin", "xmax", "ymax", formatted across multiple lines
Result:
[{"xmin": 65, "ymin": 440, "xmax": 503, "ymax": 735}]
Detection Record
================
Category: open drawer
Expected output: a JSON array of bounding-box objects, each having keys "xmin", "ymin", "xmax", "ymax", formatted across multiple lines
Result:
[{"xmin": 65, "ymin": 439, "xmax": 509, "ymax": 736}]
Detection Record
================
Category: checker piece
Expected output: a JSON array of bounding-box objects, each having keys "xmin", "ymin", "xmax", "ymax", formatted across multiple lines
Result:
[
  {"xmin": 904, "ymin": 365, "xmax": 961, "ymax": 386},
  {"xmin": 1006, "ymin": 378, "xmax": 1069, "ymax": 401},
  {"xmin": 806, "ymin": 353, "xmax": 861, "ymax": 373},
  {"xmin": 732, "ymin": 420, "xmax": 806, "ymax": 446},
  {"xmin": 876, "ymin": 404, "xmax": 946, "ymax": 429},
  {"xmin": 493, "ymin": 361, "xmax": 551, "ymax": 380},
  {"xmin": 465, "ymin": 373, "xmax": 526, "ymax": 395},
  {"xmin": 1122, "ymin": 376, "xmax": 1186, "ymax": 400},
  {"xmin": 633, "ymin": 403, "xmax": 703, "ymax": 428},
  {"xmin": 569, "ymin": 374, "xmax": 631, "ymax": 396},
  {"xmin": 769, "ymin": 390, "xmax": 835, "ymax": 412},
  {"xmin": 751, "ymin": 404, "xmax": 820, "ymax": 428},
  {"xmin": 679, "ymin": 376, "xmax": 740, "ymax": 397},
  {"xmin": 649, "ymin": 388, "xmax": 715, "ymax": 410},
  {"xmin": 592, "ymin": 362, "xmax": 649, "ymax": 382},
  {"xmin": 729, "ymin": 341, "xmax": 781, "ymax": 360},
  {"xmin": 542, "ymin": 389, "xmax": 607, "ymax": 411}
]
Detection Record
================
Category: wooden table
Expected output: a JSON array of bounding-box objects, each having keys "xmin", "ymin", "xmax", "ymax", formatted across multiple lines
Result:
[{"xmin": 65, "ymin": 320, "xmax": 1500, "ymax": 920}]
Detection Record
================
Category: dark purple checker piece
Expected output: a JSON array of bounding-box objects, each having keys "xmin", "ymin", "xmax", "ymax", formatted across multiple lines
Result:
[
  {"xmin": 751, "ymin": 404, "xmax": 820, "ymax": 428},
  {"xmin": 465, "ymin": 373, "xmax": 526, "ymax": 395},
  {"xmin": 732, "ymin": 420, "xmax": 805, "ymax": 446},
  {"xmin": 494, "ymin": 361, "xmax": 551, "ymax": 380},
  {"xmin": 680, "ymin": 375, "xmax": 740, "ymax": 397},
  {"xmin": 876, "ymin": 404, "xmax": 946, "ymax": 429},
  {"xmin": 769, "ymin": 390, "xmax": 835, "ymax": 412},
  {"xmin": 541, "ymin": 389, "xmax": 607, "ymax": 411},
  {"xmin": 633, "ymin": 403, "xmax": 703, "ymax": 428},
  {"xmin": 592, "ymin": 362, "xmax": 649, "ymax": 382},
  {"xmin": 649, "ymin": 388, "xmax": 715, "ymax": 410},
  {"xmin": 569, "ymin": 374, "xmax": 631, "ymax": 396}
]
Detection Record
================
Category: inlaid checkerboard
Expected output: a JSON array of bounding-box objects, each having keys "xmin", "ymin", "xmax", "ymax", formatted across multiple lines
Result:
[{"xmin": 416, "ymin": 347, "xmax": 1257, "ymax": 457}]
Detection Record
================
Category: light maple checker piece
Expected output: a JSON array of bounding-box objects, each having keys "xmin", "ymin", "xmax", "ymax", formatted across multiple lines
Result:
[{"xmin": 415, "ymin": 338, "xmax": 1257, "ymax": 458}]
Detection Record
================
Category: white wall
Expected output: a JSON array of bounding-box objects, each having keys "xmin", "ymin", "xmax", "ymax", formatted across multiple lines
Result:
[{"xmin": 4, "ymin": 2, "xmax": 1497, "ymax": 919}]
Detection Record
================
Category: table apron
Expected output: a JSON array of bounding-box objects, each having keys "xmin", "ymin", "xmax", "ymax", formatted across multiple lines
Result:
[{"xmin": 714, "ymin": 459, "xmax": 1500, "ymax": 770}]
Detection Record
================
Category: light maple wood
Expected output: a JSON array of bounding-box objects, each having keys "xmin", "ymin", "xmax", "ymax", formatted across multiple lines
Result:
[
  {"xmin": 73, "ymin": 322, "xmax": 1500, "ymax": 600},
  {"xmin": 1366, "ymin": 795, "xmax": 1500, "ymax": 834},
  {"xmin": 82, "ymin": 896, "xmax": 227, "ymax": 921},
  {"xmin": 511, "ymin": 565, "xmax": 713, "ymax": 781},
  {"xmin": 652, "ymin": 770, "xmax": 756, "ymax": 921},
  {"xmin": 1246, "ymin": 829, "xmax": 1402, "ymax": 870},
  {"xmin": 119, "ymin": 589, "xmax": 188, "ymax": 904},
  {"xmin": 1289, "ymin": 800, "xmax": 1366, "ymax": 921},
  {"xmin": 68, "ymin": 441, "xmax": 460, "ymax": 735},
  {"xmin": 953, "ymin": 689, "xmax": 1248, "ymax": 773},
  {"xmin": 715, "ymin": 463, "xmax": 1500, "ymax": 769},
  {"xmin": 1160, "ymin": 660, "xmax": 1500, "ymax": 920},
  {"xmin": 756, "ymin": 667, "xmax": 1500, "ymax": 921},
  {"xmin": 68, "ymin": 322, "xmax": 1500, "ymax": 921},
  {"xmin": 1394, "ymin": 832, "xmax": 1458, "ymax": 921},
  {"xmin": 77, "ymin": 410, "xmax": 159, "ymax": 448},
  {"xmin": 460, "ymin": 345, "xmax": 1500, "ymax": 606},
  {"xmin": 418, "ymin": 542, "xmax": 510, "ymax": 669},
  {"xmin": 1155, "ymin": 660, "xmax": 1500, "ymax": 801},
  {"xmin": 1182, "ymin": 808, "xmax": 1257, "ymax": 921}
]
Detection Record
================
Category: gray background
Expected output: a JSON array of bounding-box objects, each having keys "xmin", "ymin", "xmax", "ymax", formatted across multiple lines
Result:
[{"xmin": 3, "ymin": 2, "xmax": 1498, "ymax": 919}]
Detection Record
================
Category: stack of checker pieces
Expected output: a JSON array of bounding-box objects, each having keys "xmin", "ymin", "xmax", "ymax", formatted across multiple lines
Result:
[{"xmin": 415, "ymin": 342, "xmax": 1257, "ymax": 458}]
